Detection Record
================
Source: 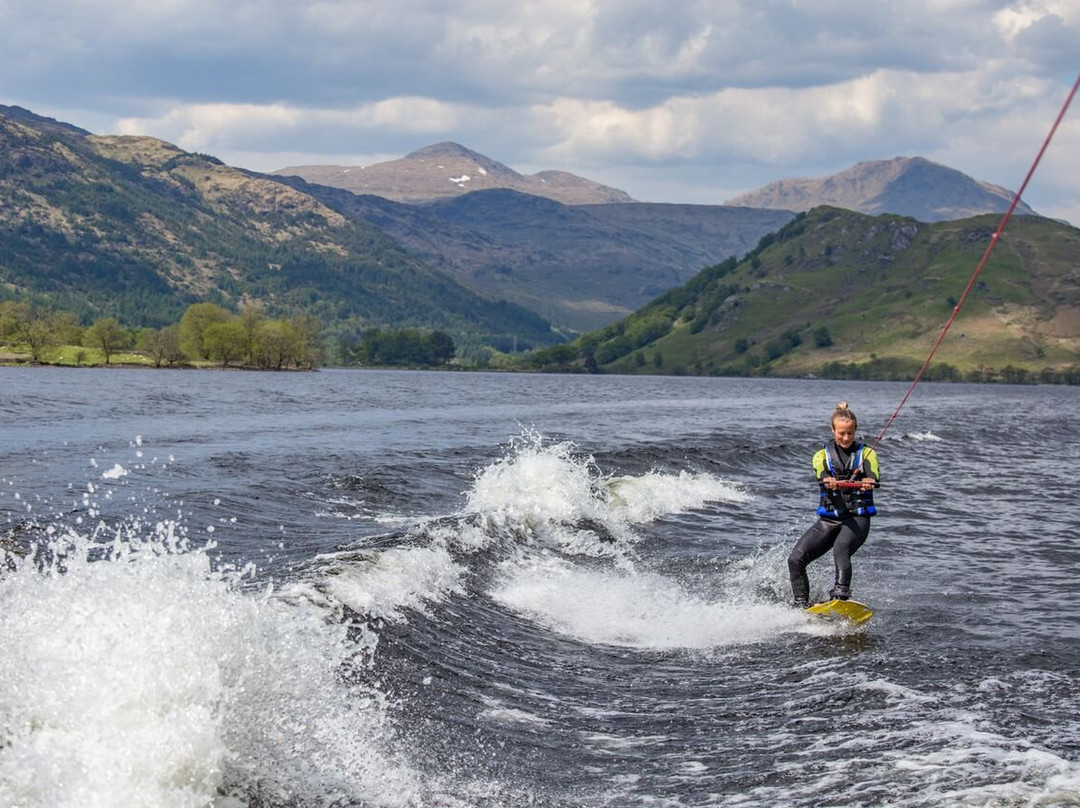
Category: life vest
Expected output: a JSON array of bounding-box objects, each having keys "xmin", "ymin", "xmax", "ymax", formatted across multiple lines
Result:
[{"xmin": 815, "ymin": 440, "xmax": 878, "ymax": 518}]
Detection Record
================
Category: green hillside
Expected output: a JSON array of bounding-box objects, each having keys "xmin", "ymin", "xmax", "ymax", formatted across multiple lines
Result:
[
  {"xmin": 535, "ymin": 207, "xmax": 1080, "ymax": 382},
  {"xmin": 0, "ymin": 106, "xmax": 556, "ymax": 352}
]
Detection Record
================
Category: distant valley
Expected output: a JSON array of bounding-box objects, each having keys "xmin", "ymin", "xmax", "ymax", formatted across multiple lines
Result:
[{"xmin": 275, "ymin": 176, "xmax": 794, "ymax": 330}]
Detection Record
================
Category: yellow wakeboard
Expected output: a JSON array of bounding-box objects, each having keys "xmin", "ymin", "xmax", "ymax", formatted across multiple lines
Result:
[{"xmin": 805, "ymin": 599, "xmax": 874, "ymax": 625}]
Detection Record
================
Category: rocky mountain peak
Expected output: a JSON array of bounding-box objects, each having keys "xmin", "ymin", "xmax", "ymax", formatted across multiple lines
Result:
[
  {"xmin": 406, "ymin": 141, "xmax": 489, "ymax": 162},
  {"xmin": 275, "ymin": 143, "xmax": 635, "ymax": 205},
  {"xmin": 726, "ymin": 156, "xmax": 1036, "ymax": 222}
]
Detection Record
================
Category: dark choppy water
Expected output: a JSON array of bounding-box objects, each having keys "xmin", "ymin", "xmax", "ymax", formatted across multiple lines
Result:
[{"xmin": 2, "ymin": 366, "xmax": 1079, "ymax": 807}]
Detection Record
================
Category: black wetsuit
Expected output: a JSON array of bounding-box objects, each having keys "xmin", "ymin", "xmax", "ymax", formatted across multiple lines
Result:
[{"xmin": 787, "ymin": 440, "xmax": 877, "ymax": 606}]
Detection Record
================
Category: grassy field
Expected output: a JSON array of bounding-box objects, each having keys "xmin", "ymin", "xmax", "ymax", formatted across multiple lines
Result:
[{"xmin": 1, "ymin": 343, "xmax": 198, "ymax": 369}]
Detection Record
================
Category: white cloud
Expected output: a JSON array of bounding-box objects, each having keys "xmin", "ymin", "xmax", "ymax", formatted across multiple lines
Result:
[
  {"xmin": 117, "ymin": 103, "xmax": 302, "ymax": 150},
  {"xmin": 994, "ymin": 0, "xmax": 1080, "ymax": 38},
  {"xmin": 1, "ymin": 0, "xmax": 1077, "ymax": 219},
  {"xmin": 530, "ymin": 66, "xmax": 1057, "ymax": 167},
  {"xmin": 115, "ymin": 97, "xmax": 480, "ymax": 156}
]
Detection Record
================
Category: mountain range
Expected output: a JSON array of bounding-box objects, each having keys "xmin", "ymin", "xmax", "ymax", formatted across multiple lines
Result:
[
  {"xmin": 273, "ymin": 143, "xmax": 1040, "ymax": 330},
  {"xmin": 277, "ymin": 143, "xmax": 1037, "ymax": 225},
  {"xmin": 1, "ymin": 102, "xmax": 1073, "ymax": 377}
]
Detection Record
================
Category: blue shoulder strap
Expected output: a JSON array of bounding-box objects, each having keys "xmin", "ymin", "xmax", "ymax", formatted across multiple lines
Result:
[{"xmin": 852, "ymin": 444, "xmax": 865, "ymax": 475}]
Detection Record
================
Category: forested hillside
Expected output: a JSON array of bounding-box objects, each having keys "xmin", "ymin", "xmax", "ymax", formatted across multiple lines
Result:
[
  {"xmin": 532, "ymin": 207, "xmax": 1080, "ymax": 383},
  {"xmin": 0, "ymin": 105, "xmax": 557, "ymax": 358}
]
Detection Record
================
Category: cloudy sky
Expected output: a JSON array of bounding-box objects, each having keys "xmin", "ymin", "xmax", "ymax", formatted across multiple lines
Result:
[{"xmin": 2, "ymin": 0, "xmax": 1078, "ymax": 222}]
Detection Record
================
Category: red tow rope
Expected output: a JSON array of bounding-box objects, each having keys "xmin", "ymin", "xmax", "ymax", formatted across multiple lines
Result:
[{"xmin": 870, "ymin": 68, "xmax": 1080, "ymax": 452}]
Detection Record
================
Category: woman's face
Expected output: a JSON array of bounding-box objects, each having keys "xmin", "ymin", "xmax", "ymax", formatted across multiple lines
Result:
[{"xmin": 832, "ymin": 418, "xmax": 857, "ymax": 449}]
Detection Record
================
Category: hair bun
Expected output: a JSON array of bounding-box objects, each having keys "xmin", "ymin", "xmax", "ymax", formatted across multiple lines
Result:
[{"xmin": 835, "ymin": 401, "xmax": 849, "ymax": 410}]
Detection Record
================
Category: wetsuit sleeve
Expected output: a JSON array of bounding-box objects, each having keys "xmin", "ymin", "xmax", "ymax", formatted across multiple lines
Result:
[
  {"xmin": 863, "ymin": 447, "xmax": 880, "ymax": 481},
  {"xmin": 812, "ymin": 448, "xmax": 828, "ymax": 480}
]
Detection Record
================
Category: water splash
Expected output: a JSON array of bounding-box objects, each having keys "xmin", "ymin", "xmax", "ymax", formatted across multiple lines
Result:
[
  {"xmin": 464, "ymin": 434, "xmax": 802, "ymax": 649},
  {"xmin": 465, "ymin": 431, "xmax": 749, "ymax": 554},
  {"xmin": 299, "ymin": 431, "xmax": 760, "ymax": 651},
  {"xmin": 0, "ymin": 521, "xmax": 422, "ymax": 807}
]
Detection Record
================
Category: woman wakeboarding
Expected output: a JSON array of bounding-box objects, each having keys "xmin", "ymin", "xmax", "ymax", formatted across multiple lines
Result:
[{"xmin": 787, "ymin": 401, "xmax": 879, "ymax": 608}]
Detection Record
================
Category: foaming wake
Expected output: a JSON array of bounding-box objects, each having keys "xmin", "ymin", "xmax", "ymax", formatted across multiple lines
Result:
[
  {"xmin": 292, "ymin": 431, "xmax": 865, "ymax": 655},
  {"xmin": 465, "ymin": 434, "xmax": 816, "ymax": 649},
  {"xmin": 491, "ymin": 554, "xmax": 805, "ymax": 649},
  {"xmin": 301, "ymin": 432, "xmax": 764, "ymax": 650},
  {"xmin": 0, "ymin": 522, "xmax": 423, "ymax": 808},
  {"xmin": 463, "ymin": 433, "xmax": 616, "ymax": 550},
  {"xmin": 299, "ymin": 541, "xmax": 466, "ymax": 624},
  {"xmin": 465, "ymin": 432, "xmax": 750, "ymax": 553}
]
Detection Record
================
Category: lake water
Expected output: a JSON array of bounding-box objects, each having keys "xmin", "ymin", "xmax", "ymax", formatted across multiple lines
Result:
[{"xmin": 2, "ymin": 366, "xmax": 1079, "ymax": 807}]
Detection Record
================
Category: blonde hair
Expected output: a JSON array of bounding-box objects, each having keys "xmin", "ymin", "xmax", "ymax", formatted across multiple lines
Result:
[{"xmin": 832, "ymin": 400, "xmax": 857, "ymax": 428}]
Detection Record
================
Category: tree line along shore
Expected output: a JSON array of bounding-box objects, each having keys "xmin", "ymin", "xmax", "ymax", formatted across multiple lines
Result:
[{"xmin": 0, "ymin": 301, "xmax": 458, "ymax": 370}]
